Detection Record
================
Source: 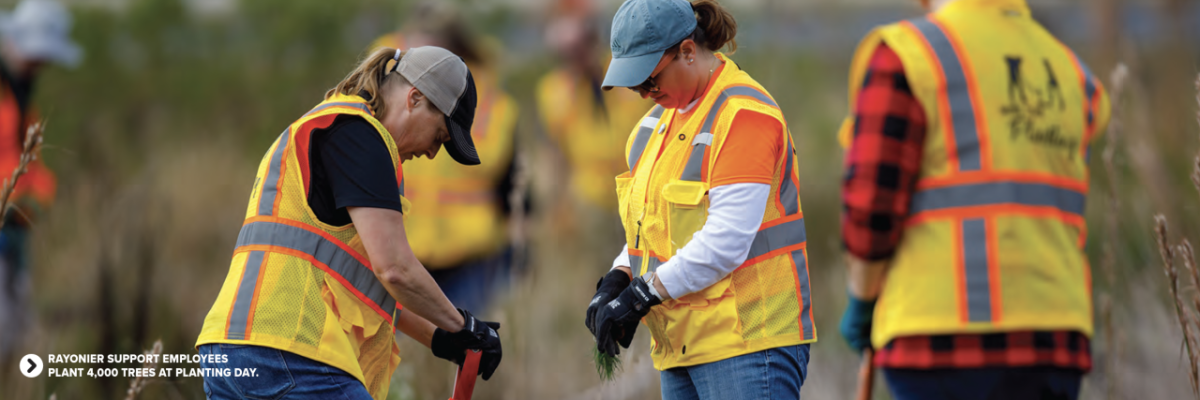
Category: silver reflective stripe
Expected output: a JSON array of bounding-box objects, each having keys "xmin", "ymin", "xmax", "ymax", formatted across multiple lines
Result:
[
  {"xmin": 236, "ymin": 221, "xmax": 397, "ymax": 318},
  {"xmin": 747, "ymin": 218, "xmax": 807, "ymax": 260},
  {"xmin": 910, "ymin": 181, "xmax": 1085, "ymax": 217},
  {"xmin": 779, "ymin": 137, "xmax": 799, "ymax": 216},
  {"xmin": 791, "ymin": 249, "xmax": 815, "ymax": 340},
  {"xmin": 399, "ymin": 175, "xmax": 406, "ymax": 197},
  {"xmin": 961, "ymin": 218, "xmax": 992, "ymax": 322},
  {"xmin": 640, "ymin": 117, "xmax": 660, "ymax": 129},
  {"xmin": 647, "ymin": 257, "xmax": 663, "ymax": 275},
  {"xmin": 629, "ymin": 254, "xmax": 643, "ymax": 276},
  {"xmin": 257, "ymin": 129, "xmax": 290, "ymax": 216},
  {"xmin": 692, "ymin": 133, "xmax": 714, "ymax": 146},
  {"xmin": 910, "ymin": 18, "xmax": 982, "ymax": 172},
  {"xmin": 680, "ymin": 86, "xmax": 778, "ymax": 182},
  {"xmin": 628, "ymin": 106, "xmax": 666, "ymax": 171},
  {"xmin": 303, "ymin": 101, "xmax": 372, "ymax": 118},
  {"xmin": 226, "ymin": 250, "xmax": 265, "ymax": 340}
]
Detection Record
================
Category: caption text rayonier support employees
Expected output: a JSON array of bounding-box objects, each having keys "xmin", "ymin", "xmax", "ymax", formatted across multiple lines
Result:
[{"xmin": 46, "ymin": 354, "xmax": 229, "ymax": 364}]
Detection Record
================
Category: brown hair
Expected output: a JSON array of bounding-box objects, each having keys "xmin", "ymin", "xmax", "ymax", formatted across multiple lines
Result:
[
  {"xmin": 326, "ymin": 47, "xmax": 412, "ymax": 117},
  {"xmin": 689, "ymin": 0, "xmax": 737, "ymax": 54}
]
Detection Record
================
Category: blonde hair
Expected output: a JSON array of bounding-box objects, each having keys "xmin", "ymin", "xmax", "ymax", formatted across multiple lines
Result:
[{"xmin": 326, "ymin": 47, "xmax": 412, "ymax": 117}]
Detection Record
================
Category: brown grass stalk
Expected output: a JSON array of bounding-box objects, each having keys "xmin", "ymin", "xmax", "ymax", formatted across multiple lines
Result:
[
  {"xmin": 1157, "ymin": 215, "xmax": 1200, "ymax": 396},
  {"xmin": 124, "ymin": 339, "xmax": 163, "ymax": 400},
  {"xmin": 0, "ymin": 120, "xmax": 43, "ymax": 230},
  {"xmin": 1100, "ymin": 64, "xmax": 1128, "ymax": 400},
  {"xmin": 1193, "ymin": 74, "xmax": 1200, "ymax": 197}
]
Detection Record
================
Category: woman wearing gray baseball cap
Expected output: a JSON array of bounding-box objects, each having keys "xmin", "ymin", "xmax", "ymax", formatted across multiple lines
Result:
[
  {"xmin": 195, "ymin": 46, "xmax": 501, "ymax": 400},
  {"xmin": 585, "ymin": 0, "xmax": 817, "ymax": 398}
]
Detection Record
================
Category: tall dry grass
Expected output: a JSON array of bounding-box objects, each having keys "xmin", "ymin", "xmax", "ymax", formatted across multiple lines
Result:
[{"xmin": 1153, "ymin": 73, "xmax": 1200, "ymax": 399}]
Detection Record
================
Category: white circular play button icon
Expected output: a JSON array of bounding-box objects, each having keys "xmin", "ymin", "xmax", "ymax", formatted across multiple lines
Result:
[{"xmin": 20, "ymin": 354, "xmax": 42, "ymax": 377}]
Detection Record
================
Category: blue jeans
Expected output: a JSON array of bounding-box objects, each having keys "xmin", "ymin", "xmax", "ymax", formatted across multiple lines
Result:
[
  {"xmin": 661, "ymin": 344, "xmax": 810, "ymax": 400},
  {"xmin": 883, "ymin": 366, "xmax": 1083, "ymax": 400},
  {"xmin": 198, "ymin": 344, "xmax": 371, "ymax": 400}
]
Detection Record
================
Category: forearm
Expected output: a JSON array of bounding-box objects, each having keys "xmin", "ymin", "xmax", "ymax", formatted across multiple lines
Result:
[
  {"xmin": 845, "ymin": 253, "xmax": 889, "ymax": 300},
  {"xmin": 376, "ymin": 260, "xmax": 464, "ymax": 332},
  {"xmin": 349, "ymin": 206, "xmax": 464, "ymax": 333},
  {"xmin": 653, "ymin": 183, "xmax": 770, "ymax": 299},
  {"xmin": 394, "ymin": 309, "xmax": 437, "ymax": 348}
]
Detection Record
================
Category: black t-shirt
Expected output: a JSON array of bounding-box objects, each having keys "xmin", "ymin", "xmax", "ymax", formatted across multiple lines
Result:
[{"xmin": 307, "ymin": 115, "xmax": 405, "ymax": 226}]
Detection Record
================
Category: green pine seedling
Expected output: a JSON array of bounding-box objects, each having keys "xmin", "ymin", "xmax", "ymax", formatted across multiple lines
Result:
[{"xmin": 592, "ymin": 347, "xmax": 622, "ymax": 381}]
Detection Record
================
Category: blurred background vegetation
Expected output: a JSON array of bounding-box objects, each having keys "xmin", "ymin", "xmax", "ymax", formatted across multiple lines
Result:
[{"xmin": 1, "ymin": 0, "xmax": 1198, "ymax": 398}]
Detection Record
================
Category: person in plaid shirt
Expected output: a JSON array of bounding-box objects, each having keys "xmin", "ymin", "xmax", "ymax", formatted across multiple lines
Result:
[{"xmin": 838, "ymin": 0, "xmax": 1107, "ymax": 399}]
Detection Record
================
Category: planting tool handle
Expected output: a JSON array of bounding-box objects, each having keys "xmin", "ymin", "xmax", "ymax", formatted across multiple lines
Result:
[
  {"xmin": 856, "ymin": 348, "xmax": 875, "ymax": 400},
  {"xmin": 449, "ymin": 349, "xmax": 482, "ymax": 400}
]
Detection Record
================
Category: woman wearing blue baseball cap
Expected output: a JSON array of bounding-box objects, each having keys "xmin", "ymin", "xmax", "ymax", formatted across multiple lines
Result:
[{"xmin": 585, "ymin": 0, "xmax": 817, "ymax": 398}]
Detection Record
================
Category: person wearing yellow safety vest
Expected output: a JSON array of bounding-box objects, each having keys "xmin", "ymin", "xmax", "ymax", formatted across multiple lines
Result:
[
  {"xmin": 537, "ymin": 0, "xmax": 651, "ymax": 215},
  {"xmin": 837, "ymin": 0, "xmax": 1110, "ymax": 398},
  {"xmin": 585, "ymin": 0, "xmax": 816, "ymax": 398},
  {"xmin": 370, "ymin": 5, "xmax": 521, "ymax": 314},
  {"xmin": 195, "ymin": 46, "xmax": 503, "ymax": 400}
]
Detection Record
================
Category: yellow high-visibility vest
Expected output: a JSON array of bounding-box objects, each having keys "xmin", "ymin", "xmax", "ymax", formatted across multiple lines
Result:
[
  {"xmin": 371, "ymin": 34, "xmax": 519, "ymax": 268},
  {"xmin": 196, "ymin": 94, "xmax": 408, "ymax": 400},
  {"xmin": 839, "ymin": 0, "xmax": 1111, "ymax": 348},
  {"xmin": 537, "ymin": 65, "xmax": 651, "ymax": 210},
  {"xmin": 616, "ymin": 53, "xmax": 817, "ymax": 370}
]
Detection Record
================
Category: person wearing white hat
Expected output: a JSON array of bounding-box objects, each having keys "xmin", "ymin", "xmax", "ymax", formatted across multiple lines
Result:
[{"xmin": 0, "ymin": 0, "xmax": 79, "ymax": 365}]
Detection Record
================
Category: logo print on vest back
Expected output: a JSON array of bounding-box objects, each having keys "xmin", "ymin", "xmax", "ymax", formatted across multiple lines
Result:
[{"xmin": 1000, "ymin": 56, "xmax": 1078, "ymax": 159}]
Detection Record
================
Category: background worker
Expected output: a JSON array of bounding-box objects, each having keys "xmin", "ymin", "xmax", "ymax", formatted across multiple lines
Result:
[
  {"xmin": 837, "ymin": 0, "xmax": 1110, "ymax": 398},
  {"xmin": 371, "ymin": 4, "xmax": 520, "ymax": 314},
  {"xmin": 0, "ymin": 0, "xmax": 78, "ymax": 364},
  {"xmin": 586, "ymin": 0, "xmax": 816, "ymax": 398},
  {"xmin": 536, "ymin": 0, "xmax": 650, "ymax": 243},
  {"xmin": 195, "ymin": 46, "xmax": 502, "ymax": 400}
]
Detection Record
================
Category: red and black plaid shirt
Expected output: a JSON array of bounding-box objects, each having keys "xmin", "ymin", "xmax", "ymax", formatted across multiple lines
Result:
[{"xmin": 841, "ymin": 44, "xmax": 1092, "ymax": 371}]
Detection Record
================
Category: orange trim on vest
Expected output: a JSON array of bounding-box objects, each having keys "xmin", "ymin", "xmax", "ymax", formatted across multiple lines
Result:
[
  {"xmin": 931, "ymin": 16, "xmax": 993, "ymax": 171},
  {"xmin": 903, "ymin": 20, "xmax": 961, "ymax": 172}
]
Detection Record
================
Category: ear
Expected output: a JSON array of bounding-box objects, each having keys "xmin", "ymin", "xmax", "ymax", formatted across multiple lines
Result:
[
  {"xmin": 406, "ymin": 87, "xmax": 425, "ymax": 111},
  {"xmin": 679, "ymin": 39, "xmax": 698, "ymax": 61}
]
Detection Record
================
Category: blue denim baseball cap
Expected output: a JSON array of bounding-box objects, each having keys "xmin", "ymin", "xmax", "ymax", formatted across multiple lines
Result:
[{"xmin": 601, "ymin": 0, "xmax": 697, "ymax": 90}]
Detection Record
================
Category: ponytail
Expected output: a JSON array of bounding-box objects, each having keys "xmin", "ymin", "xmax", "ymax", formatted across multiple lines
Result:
[
  {"xmin": 326, "ymin": 47, "xmax": 410, "ymax": 117},
  {"xmin": 690, "ymin": 0, "xmax": 737, "ymax": 54}
]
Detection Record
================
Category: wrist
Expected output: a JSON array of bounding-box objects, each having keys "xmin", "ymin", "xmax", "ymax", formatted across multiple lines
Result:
[{"xmin": 845, "ymin": 290, "xmax": 877, "ymax": 312}]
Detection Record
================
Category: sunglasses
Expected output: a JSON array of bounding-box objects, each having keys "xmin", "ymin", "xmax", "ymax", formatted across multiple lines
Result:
[{"xmin": 628, "ymin": 53, "xmax": 678, "ymax": 94}]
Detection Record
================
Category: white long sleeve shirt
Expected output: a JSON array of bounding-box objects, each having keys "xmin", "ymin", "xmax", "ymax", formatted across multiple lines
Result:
[{"xmin": 612, "ymin": 182, "xmax": 770, "ymax": 298}]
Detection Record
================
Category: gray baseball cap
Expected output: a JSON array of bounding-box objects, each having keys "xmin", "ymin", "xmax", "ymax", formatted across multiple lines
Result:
[
  {"xmin": 0, "ymin": 0, "xmax": 80, "ymax": 67},
  {"xmin": 601, "ymin": 0, "xmax": 696, "ymax": 90},
  {"xmin": 394, "ymin": 46, "xmax": 479, "ymax": 165}
]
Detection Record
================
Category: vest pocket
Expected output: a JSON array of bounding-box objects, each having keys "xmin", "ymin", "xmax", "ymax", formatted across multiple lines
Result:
[
  {"xmin": 614, "ymin": 173, "xmax": 635, "ymax": 231},
  {"xmin": 661, "ymin": 180, "xmax": 709, "ymax": 255}
]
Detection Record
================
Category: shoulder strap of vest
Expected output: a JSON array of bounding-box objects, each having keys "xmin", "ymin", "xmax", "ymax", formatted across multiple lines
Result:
[
  {"xmin": 303, "ymin": 99, "xmax": 374, "ymax": 119},
  {"xmin": 903, "ymin": 16, "xmax": 987, "ymax": 172},
  {"xmin": 627, "ymin": 105, "xmax": 666, "ymax": 172},
  {"xmin": 679, "ymin": 86, "xmax": 778, "ymax": 182}
]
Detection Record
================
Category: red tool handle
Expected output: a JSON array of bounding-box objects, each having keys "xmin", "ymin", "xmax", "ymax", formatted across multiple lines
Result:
[
  {"xmin": 856, "ymin": 348, "xmax": 875, "ymax": 400},
  {"xmin": 449, "ymin": 350, "xmax": 482, "ymax": 400}
]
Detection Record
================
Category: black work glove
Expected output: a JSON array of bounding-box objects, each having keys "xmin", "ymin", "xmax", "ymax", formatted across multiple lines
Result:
[
  {"xmin": 594, "ymin": 276, "xmax": 661, "ymax": 357},
  {"xmin": 586, "ymin": 270, "xmax": 632, "ymax": 336},
  {"xmin": 430, "ymin": 308, "xmax": 503, "ymax": 380}
]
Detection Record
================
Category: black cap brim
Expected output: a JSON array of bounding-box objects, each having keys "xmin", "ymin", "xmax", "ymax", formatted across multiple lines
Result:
[{"xmin": 444, "ymin": 70, "xmax": 480, "ymax": 166}]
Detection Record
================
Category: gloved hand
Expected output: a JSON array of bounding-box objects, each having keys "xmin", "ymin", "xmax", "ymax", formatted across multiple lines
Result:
[
  {"xmin": 594, "ymin": 276, "xmax": 661, "ymax": 357},
  {"xmin": 586, "ymin": 270, "xmax": 632, "ymax": 335},
  {"xmin": 430, "ymin": 308, "xmax": 503, "ymax": 380},
  {"xmin": 839, "ymin": 291, "xmax": 877, "ymax": 352}
]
